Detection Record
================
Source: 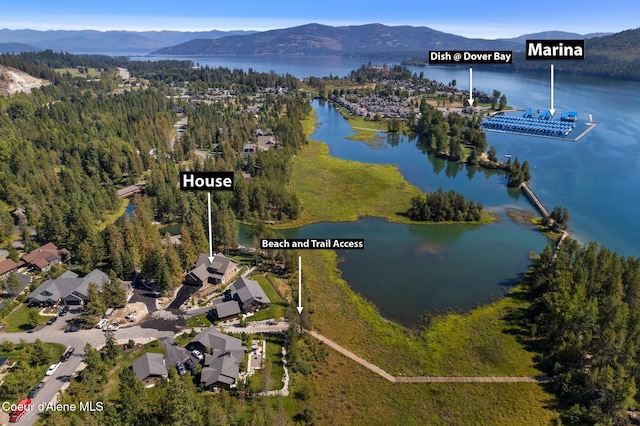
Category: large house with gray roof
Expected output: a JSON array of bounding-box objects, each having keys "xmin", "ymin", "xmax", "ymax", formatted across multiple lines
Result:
[
  {"xmin": 185, "ymin": 253, "xmax": 238, "ymax": 286},
  {"xmin": 189, "ymin": 327, "xmax": 245, "ymax": 389},
  {"xmin": 227, "ymin": 276, "xmax": 270, "ymax": 313},
  {"xmin": 132, "ymin": 352, "xmax": 168, "ymax": 387},
  {"xmin": 27, "ymin": 269, "xmax": 108, "ymax": 306}
]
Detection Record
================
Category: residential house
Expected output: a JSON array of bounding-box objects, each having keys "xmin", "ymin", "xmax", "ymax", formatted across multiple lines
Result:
[
  {"xmin": 212, "ymin": 300, "xmax": 241, "ymax": 321},
  {"xmin": 132, "ymin": 353, "xmax": 168, "ymax": 387},
  {"xmin": 189, "ymin": 327, "xmax": 245, "ymax": 389},
  {"xmin": 0, "ymin": 259, "xmax": 22, "ymax": 279},
  {"xmin": 185, "ymin": 253, "xmax": 238, "ymax": 286},
  {"xmin": 27, "ymin": 269, "xmax": 108, "ymax": 306},
  {"xmin": 22, "ymin": 243, "xmax": 69, "ymax": 272},
  {"xmin": 227, "ymin": 276, "xmax": 270, "ymax": 313}
]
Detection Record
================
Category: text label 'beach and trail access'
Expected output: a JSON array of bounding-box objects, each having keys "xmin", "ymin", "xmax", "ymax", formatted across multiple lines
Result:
[
  {"xmin": 261, "ymin": 239, "xmax": 365, "ymax": 249},
  {"xmin": 179, "ymin": 171, "xmax": 234, "ymax": 190},
  {"xmin": 429, "ymin": 51, "xmax": 513, "ymax": 64}
]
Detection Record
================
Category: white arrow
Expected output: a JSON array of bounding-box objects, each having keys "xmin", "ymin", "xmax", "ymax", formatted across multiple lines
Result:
[
  {"xmin": 468, "ymin": 67, "xmax": 474, "ymax": 106},
  {"xmin": 207, "ymin": 192, "xmax": 214, "ymax": 264},
  {"xmin": 296, "ymin": 256, "xmax": 303, "ymax": 314},
  {"xmin": 549, "ymin": 64, "xmax": 555, "ymax": 116}
]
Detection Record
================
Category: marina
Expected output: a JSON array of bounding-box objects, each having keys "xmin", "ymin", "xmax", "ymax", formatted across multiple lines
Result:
[{"xmin": 482, "ymin": 110, "xmax": 598, "ymax": 141}]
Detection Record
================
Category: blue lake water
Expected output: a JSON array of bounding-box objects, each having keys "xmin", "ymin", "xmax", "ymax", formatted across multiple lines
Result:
[{"xmin": 143, "ymin": 54, "xmax": 640, "ymax": 324}]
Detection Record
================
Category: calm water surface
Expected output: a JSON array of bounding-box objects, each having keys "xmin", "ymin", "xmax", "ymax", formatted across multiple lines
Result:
[{"xmin": 149, "ymin": 55, "xmax": 640, "ymax": 324}]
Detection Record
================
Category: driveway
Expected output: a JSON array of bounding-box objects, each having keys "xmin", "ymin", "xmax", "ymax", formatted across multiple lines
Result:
[
  {"xmin": 160, "ymin": 337, "xmax": 190, "ymax": 367},
  {"xmin": 166, "ymin": 285, "xmax": 198, "ymax": 311},
  {"xmin": 130, "ymin": 275, "xmax": 158, "ymax": 313}
]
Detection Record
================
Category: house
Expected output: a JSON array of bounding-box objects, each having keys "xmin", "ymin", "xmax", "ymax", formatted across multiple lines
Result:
[
  {"xmin": 185, "ymin": 253, "xmax": 238, "ymax": 286},
  {"xmin": 22, "ymin": 243, "xmax": 69, "ymax": 272},
  {"xmin": 0, "ymin": 259, "xmax": 22, "ymax": 279},
  {"xmin": 189, "ymin": 327, "xmax": 245, "ymax": 389},
  {"xmin": 213, "ymin": 300, "xmax": 241, "ymax": 321},
  {"xmin": 227, "ymin": 277, "xmax": 270, "ymax": 313},
  {"xmin": 27, "ymin": 269, "xmax": 108, "ymax": 306},
  {"xmin": 256, "ymin": 135, "xmax": 280, "ymax": 151},
  {"xmin": 132, "ymin": 353, "xmax": 168, "ymax": 387}
]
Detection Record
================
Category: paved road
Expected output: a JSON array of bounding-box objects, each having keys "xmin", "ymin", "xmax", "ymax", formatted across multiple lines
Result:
[
  {"xmin": 307, "ymin": 331, "xmax": 552, "ymax": 384},
  {"xmin": 0, "ymin": 325, "xmax": 175, "ymax": 425}
]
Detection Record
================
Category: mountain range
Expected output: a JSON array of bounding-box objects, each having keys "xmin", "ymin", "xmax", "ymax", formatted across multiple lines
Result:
[
  {"xmin": 151, "ymin": 23, "xmax": 612, "ymax": 56},
  {"xmin": 0, "ymin": 29, "xmax": 256, "ymax": 53},
  {"xmin": 0, "ymin": 24, "xmax": 613, "ymax": 56}
]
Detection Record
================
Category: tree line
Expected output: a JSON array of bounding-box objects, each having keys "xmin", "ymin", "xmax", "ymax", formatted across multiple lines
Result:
[
  {"xmin": 406, "ymin": 187, "xmax": 483, "ymax": 222},
  {"xmin": 523, "ymin": 239, "xmax": 640, "ymax": 424}
]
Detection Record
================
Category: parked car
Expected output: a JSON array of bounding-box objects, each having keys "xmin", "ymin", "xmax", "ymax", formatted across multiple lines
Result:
[
  {"xmin": 104, "ymin": 323, "xmax": 120, "ymax": 331},
  {"xmin": 184, "ymin": 358, "xmax": 196, "ymax": 373},
  {"xmin": 175, "ymin": 361, "xmax": 187, "ymax": 375},
  {"xmin": 45, "ymin": 362, "xmax": 61, "ymax": 376},
  {"xmin": 46, "ymin": 317, "xmax": 58, "ymax": 325},
  {"xmin": 95, "ymin": 319, "xmax": 108, "ymax": 329},
  {"xmin": 8, "ymin": 398, "xmax": 31, "ymax": 422},
  {"xmin": 58, "ymin": 306, "xmax": 68, "ymax": 317},
  {"xmin": 191, "ymin": 349, "xmax": 204, "ymax": 361},
  {"xmin": 65, "ymin": 326, "xmax": 79, "ymax": 333},
  {"xmin": 26, "ymin": 328, "xmax": 35, "ymax": 333},
  {"xmin": 27, "ymin": 382, "xmax": 45, "ymax": 399},
  {"xmin": 60, "ymin": 347, "xmax": 75, "ymax": 362}
]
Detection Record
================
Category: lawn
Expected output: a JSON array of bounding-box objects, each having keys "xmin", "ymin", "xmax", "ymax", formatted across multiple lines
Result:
[
  {"xmin": 186, "ymin": 313, "xmax": 214, "ymax": 328},
  {"xmin": 2, "ymin": 304, "xmax": 49, "ymax": 332},
  {"xmin": 246, "ymin": 274, "xmax": 287, "ymax": 322},
  {"xmin": 103, "ymin": 340, "xmax": 165, "ymax": 401},
  {"xmin": 245, "ymin": 334, "xmax": 286, "ymax": 393}
]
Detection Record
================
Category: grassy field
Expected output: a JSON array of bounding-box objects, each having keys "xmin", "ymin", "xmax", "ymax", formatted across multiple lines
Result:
[
  {"xmin": 305, "ymin": 350, "xmax": 558, "ymax": 425},
  {"xmin": 1, "ymin": 304, "xmax": 49, "ymax": 332},
  {"xmin": 291, "ymin": 249, "xmax": 560, "ymax": 423},
  {"xmin": 285, "ymin": 140, "xmax": 422, "ymax": 228},
  {"xmin": 54, "ymin": 67, "xmax": 103, "ymax": 78}
]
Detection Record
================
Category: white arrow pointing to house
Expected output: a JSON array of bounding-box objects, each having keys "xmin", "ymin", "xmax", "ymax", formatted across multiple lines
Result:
[
  {"xmin": 549, "ymin": 64, "xmax": 555, "ymax": 116},
  {"xmin": 468, "ymin": 67, "xmax": 474, "ymax": 106},
  {"xmin": 207, "ymin": 192, "xmax": 214, "ymax": 264},
  {"xmin": 297, "ymin": 256, "xmax": 303, "ymax": 314}
]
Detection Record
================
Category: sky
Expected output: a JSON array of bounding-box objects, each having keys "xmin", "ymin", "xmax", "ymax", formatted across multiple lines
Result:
[{"xmin": 3, "ymin": 0, "xmax": 639, "ymax": 38}]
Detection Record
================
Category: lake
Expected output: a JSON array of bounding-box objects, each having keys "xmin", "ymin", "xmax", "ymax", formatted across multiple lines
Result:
[{"xmin": 143, "ymin": 54, "xmax": 640, "ymax": 324}]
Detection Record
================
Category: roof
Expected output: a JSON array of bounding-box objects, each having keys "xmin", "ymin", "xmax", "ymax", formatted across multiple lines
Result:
[
  {"xmin": 132, "ymin": 353, "xmax": 168, "ymax": 381},
  {"xmin": 201, "ymin": 353, "xmax": 241, "ymax": 387},
  {"xmin": 0, "ymin": 259, "xmax": 20, "ymax": 276},
  {"xmin": 190, "ymin": 253, "xmax": 238, "ymax": 282},
  {"xmin": 27, "ymin": 269, "xmax": 108, "ymax": 304},
  {"xmin": 215, "ymin": 300, "xmax": 241, "ymax": 319},
  {"xmin": 229, "ymin": 277, "xmax": 270, "ymax": 307},
  {"xmin": 22, "ymin": 243, "xmax": 68, "ymax": 270},
  {"xmin": 187, "ymin": 263, "xmax": 209, "ymax": 283},
  {"xmin": 191, "ymin": 327, "xmax": 245, "ymax": 356}
]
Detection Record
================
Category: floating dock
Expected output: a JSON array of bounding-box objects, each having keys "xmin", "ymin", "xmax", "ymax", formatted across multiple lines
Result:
[{"xmin": 482, "ymin": 110, "xmax": 598, "ymax": 142}]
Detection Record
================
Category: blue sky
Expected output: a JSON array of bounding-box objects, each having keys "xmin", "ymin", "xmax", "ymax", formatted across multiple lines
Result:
[{"xmin": 3, "ymin": 0, "xmax": 639, "ymax": 38}]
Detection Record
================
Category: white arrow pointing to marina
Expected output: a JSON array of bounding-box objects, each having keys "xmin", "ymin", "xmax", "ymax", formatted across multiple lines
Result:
[
  {"xmin": 207, "ymin": 192, "xmax": 214, "ymax": 264},
  {"xmin": 468, "ymin": 67, "xmax": 474, "ymax": 106},
  {"xmin": 297, "ymin": 256, "xmax": 303, "ymax": 314},
  {"xmin": 549, "ymin": 64, "xmax": 555, "ymax": 116}
]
